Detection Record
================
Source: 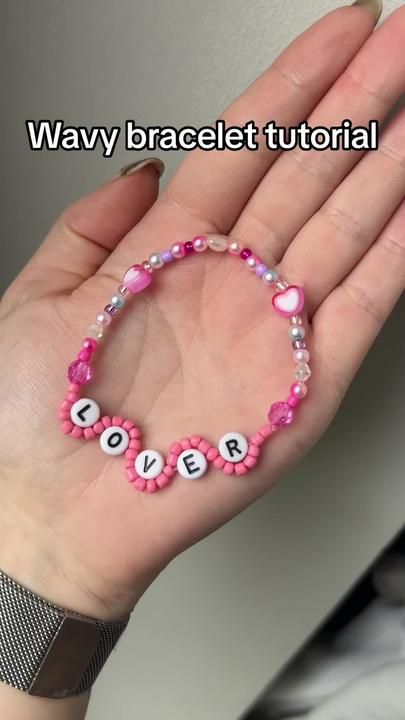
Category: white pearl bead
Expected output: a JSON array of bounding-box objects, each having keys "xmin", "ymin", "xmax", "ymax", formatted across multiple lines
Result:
[
  {"xmin": 262, "ymin": 270, "xmax": 278, "ymax": 285},
  {"xmin": 100, "ymin": 426, "xmax": 129, "ymax": 456},
  {"xmin": 289, "ymin": 326, "xmax": 305, "ymax": 341},
  {"xmin": 135, "ymin": 450, "xmax": 165, "ymax": 480},
  {"xmin": 246, "ymin": 256, "xmax": 258, "ymax": 271},
  {"xmin": 207, "ymin": 235, "xmax": 229, "ymax": 252},
  {"xmin": 177, "ymin": 450, "xmax": 207, "ymax": 479},
  {"xmin": 294, "ymin": 349, "xmax": 310, "ymax": 364},
  {"xmin": 149, "ymin": 252, "xmax": 164, "ymax": 269},
  {"xmin": 70, "ymin": 398, "xmax": 100, "ymax": 428},
  {"xmin": 111, "ymin": 294, "xmax": 125, "ymax": 309},
  {"xmin": 218, "ymin": 432, "xmax": 248, "ymax": 463},
  {"xmin": 228, "ymin": 241, "xmax": 241, "ymax": 255},
  {"xmin": 96, "ymin": 312, "xmax": 111, "ymax": 326}
]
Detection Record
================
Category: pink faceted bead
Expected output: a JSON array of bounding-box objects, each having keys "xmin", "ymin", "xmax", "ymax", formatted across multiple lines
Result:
[
  {"xmin": 123, "ymin": 264, "xmax": 153, "ymax": 294},
  {"xmin": 68, "ymin": 360, "xmax": 92, "ymax": 385},
  {"xmin": 267, "ymin": 401, "xmax": 295, "ymax": 428}
]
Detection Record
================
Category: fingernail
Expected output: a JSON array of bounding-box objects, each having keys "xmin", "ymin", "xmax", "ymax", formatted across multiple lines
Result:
[
  {"xmin": 351, "ymin": 0, "xmax": 382, "ymax": 22},
  {"xmin": 120, "ymin": 157, "xmax": 165, "ymax": 178}
]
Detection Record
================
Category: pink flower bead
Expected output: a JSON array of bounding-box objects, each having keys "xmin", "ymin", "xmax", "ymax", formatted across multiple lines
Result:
[
  {"xmin": 214, "ymin": 456, "xmax": 226, "ymax": 469},
  {"xmin": 223, "ymin": 462, "xmax": 235, "ymax": 475},
  {"xmin": 127, "ymin": 469, "xmax": 138, "ymax": 483},
  {"xmin": 207, "ymin": 447, "xmax": 219, "ymax": 461},
  {"xmin": 244, "ymin": 455, "xmax": 258, "ymax": 469},
  {"xmin": 134, "ymin": 478, "xmax": 146, "ymax": 492},
  {"xmin": 156, "ymin": 473, "xmax": 171, "ymax": 489},
  {"xmin": 112, "ymin": 416, "xmax": 124, "ymax": 427},
  {"xmin": 68, "ymin": 360, "xmax": 92, "ymax": 385},
  {"xmin": 235, "ymin": 463, "xmax": 248, "ymax": 476},
  {"xmin": 123, "ymin": 265, "xmax": 153, "ymax": 294},
  {"xmin": 198, "ymin": 439, "xmax": 211, "ymax": 454},
  {"xmin": 62, "ymin": 421, "xmax": 74, "ymax": 434}
]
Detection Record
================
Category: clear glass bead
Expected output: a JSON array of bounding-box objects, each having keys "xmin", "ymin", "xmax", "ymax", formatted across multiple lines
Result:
[
  {"xmin": 295, "ymin": 363, "xmax": 311, "ymax": 382},
  {"xmin": 89, "ymin": 323, "xmax": 104, "ymax": 340}
]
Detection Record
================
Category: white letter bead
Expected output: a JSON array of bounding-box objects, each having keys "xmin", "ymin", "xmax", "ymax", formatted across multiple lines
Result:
[
  {"xmin": 100, "ymin": 426, "xmax": 129, "ymax": 456},
  {"xmin": 177, "ymin": 449, "xmax": 207, "ymax": 479},
  {"xmin": 135, "ymin": 450, "xmax": 164, "ymax": 480},
  {"xmin": 70, "ymin": 398, "xmax": 100, "ymax": 428},
  {"xmin": 218, "ymin": 432, "xmax": 248, "ymax": 463}
]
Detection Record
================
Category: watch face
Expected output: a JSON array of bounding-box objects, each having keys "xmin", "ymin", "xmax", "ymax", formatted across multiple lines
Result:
[{"xmin": 243, "ymin": 528, "xmax": 405, "ymax": 719}]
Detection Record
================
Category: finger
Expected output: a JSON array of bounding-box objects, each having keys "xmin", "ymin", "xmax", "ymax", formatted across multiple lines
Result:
[
  {"xmin": 162, "ymin": 5, "xmax": 377, "ymax": 232},
  {"xmin": 232, "ymin": 5, "xmax": 405, "ymax": 262},
  {"xmin": 314, "ymin": 199, "xmax": 405, "ymax": 393},
  {"xmin": 2, "ymin": 159, "xmax": 163, "ymax": 308},
  {"xmin": 279, "ymin": 105, "xmax": 405, "ymax": 315}
]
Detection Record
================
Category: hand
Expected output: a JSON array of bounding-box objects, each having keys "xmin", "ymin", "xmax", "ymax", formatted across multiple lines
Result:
[{"xmin": 1, "ymin": 3, "xmax": 404, "ymax": 629}]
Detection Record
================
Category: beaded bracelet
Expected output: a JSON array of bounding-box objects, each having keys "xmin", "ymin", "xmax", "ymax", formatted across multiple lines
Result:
[{"xmin": 59, "ymin": 235, "xmax": 311, "ymax": 493}]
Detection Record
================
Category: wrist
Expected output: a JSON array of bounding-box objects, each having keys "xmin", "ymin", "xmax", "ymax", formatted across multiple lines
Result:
[
  {"xmin": 0, "ymin": 683, "xmax": 89, "ymax": 720},
  {"xmin": 0, "ymin": 503, "xmax": 154, "ymax": 622}
]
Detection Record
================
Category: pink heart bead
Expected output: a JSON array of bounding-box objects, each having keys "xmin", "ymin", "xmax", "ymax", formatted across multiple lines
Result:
[
  {"xmin": 123, "ymin": 265, "xmax": 152, "ymax": 294},
  {"xmin": 272, "ymin": 286, "xmax": 305, "ymax": 317}
]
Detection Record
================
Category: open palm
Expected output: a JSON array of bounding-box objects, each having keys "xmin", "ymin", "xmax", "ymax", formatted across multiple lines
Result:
[{"xmin": 1, "ymin": 4, "xmax": 405, "ymax": 622}]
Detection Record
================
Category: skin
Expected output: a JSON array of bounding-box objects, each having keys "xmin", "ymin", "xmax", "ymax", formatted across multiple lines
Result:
[{"xmin": 1, "ymin": 3, "xmax": 405, "ymax": 718}]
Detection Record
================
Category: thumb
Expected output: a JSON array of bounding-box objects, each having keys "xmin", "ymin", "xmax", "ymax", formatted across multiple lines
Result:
[{"xmin": 3, "ymin": 158, "xmax": 164, "ymax": 309}]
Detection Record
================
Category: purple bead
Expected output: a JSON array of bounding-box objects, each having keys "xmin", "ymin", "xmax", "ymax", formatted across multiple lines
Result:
[
  {"xmin": 293, "ymin": 340, "xmax": 307, "ymax": 350},
  {"xmin": 267, "ymin": 402, "xmax": 295, "ymax": 428},
  {"xmin": 105, "ymin": 304, "xmax": 118, "ymax": 316},
  {"xmin": 162, "ymin": 249, "xmax": 174, "ymax": 263},
  {"xmin": 68, "ymin": 360, "xmax": 92, "ymax": 385},
  {"xmin": 185, "ymin": 241, "xmax": 194, "ymax": 254},
  {"xmin": 240, "ymin": 248, "xmax": 252, "ymax": 260},
  {"xmin": 255, "ymin": 263, "xmax": 268, "ymax": 278}
]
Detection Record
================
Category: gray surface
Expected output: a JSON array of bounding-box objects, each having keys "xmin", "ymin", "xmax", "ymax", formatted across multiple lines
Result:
[{"xmin": 1, "ymin": 1, "xmax": 404, "ymax": 719}]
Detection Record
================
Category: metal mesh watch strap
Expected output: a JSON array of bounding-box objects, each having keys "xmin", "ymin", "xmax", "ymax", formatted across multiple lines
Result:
[{"xmin": 0, "ymin": 570, "xmax": 129, "ymax": 698}]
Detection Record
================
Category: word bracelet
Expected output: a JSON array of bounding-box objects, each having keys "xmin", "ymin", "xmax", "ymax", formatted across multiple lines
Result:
[{"xmin": 59, "ymin": 235, "xmax": 311, "ymax": 494}]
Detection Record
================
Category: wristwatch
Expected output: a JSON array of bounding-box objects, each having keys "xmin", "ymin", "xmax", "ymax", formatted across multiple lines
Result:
[{"xmin": 0, "ymin": 570, "xmax": 129, "ymax": 699}]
